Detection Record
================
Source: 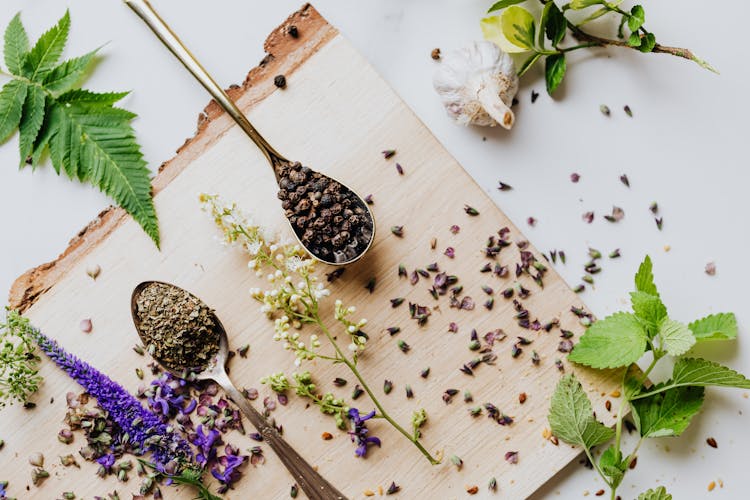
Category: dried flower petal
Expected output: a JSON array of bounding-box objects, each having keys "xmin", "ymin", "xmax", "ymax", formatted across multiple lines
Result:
[
  {"xmin": 79, "ymin": 319, "xmax": 93, "ymax": 334},
  {"xmin": 504, "ymin": 451, "xmax": 519, "ymax": 464}
]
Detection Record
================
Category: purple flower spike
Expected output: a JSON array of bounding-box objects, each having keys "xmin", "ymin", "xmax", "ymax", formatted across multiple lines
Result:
[
  {"xmin": 32, "ymin": 329, "xmax": 193, "ymax": 471},
  {"xmin": 347, "ymin": 408, "xmax": 381, "ymax": 458},
  {"xmin": 192, "ymin": 425, "xmax": 221, "ymax": 467},
  {"xmin": 96, "ymin": 453, "xmax": 115, "ymax": 472}
]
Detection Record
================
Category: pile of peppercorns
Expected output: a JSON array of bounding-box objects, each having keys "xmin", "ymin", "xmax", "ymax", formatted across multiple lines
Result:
[{"xmin": 276, "ymin": 161, "xmax": 373, "ymax": 263}]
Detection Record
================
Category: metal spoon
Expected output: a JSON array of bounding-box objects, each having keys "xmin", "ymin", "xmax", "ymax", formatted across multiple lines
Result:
[
  {"xmin": 131, "ymin": 281, "xmax": 347, "ymax": 500},
  {"xmin": 124, "ymin": 0, "xmax": 375, "ymax": 266}
]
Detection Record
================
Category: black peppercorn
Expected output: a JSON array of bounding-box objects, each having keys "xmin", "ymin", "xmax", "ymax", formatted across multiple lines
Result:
[{"xmin": 274, "ymin": 75, "xmax": 287, "ymax": 88}]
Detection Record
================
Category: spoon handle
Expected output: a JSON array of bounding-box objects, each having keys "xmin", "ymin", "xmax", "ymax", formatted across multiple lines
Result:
[
  {"xmin": 214, "ymin": 371, "xmax": 348, "ymax": 500},
  {"xmin": 123, "ymin": 0, "xmax": 286, "ymax": 165}
]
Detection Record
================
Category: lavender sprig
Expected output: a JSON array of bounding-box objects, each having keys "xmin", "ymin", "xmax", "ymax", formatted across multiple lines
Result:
[{"xmin": 32, "ymin": 329, "xmax": 193, "ymax": 471}]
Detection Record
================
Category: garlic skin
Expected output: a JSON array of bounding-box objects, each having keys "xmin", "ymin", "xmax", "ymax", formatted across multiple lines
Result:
[{"xmin": 433, "ymin": 41, "xmax": 519, "ymax": 129}]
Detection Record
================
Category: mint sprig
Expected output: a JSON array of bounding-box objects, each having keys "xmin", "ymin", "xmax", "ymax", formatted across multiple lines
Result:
[
  {"xmin": 0, "ymin": 11, "xmax": 160, "ymax": 246},
  {"xmin": 548, "ymin": 255, "xmax": 748, "ymax": 499}
]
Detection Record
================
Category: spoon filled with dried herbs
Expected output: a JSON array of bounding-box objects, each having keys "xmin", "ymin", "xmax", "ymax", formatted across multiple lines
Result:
[
  {"xmin": 131, "ymin": 281, "xmax": 347, "ymax": 500},
  {"xmin": 124, "ymin": 0, "xmax": 374, "ymax": 265}
]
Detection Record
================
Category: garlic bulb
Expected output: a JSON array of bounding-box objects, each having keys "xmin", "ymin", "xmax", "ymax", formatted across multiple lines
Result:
[{"xmin": 433, "ymin": 41, "xmax": 519, "ymax": 129}]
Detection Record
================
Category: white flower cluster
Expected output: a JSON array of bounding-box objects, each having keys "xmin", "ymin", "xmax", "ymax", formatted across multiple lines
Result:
[{"xmin": 334, "ymin": 299, "xmax": 368, "ymax": 354}]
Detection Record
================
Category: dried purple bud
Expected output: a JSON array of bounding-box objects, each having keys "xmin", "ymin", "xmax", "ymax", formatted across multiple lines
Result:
[
  {"xmin": 79, "ymin": 318, "xmax": 93, "ymax": 333},
  {"xmin": 555, "ymin": 359, "xmax": 565, "ymax": 372},
  {"xmin": 390, "ymin": 297, "xmax": 405, "ymax": 308},
  {"xmin": 443, "ymin": 389, "xmax": 459, "ymax": 404},
  {"xmin": 249, "ymin": 432, "xmax": 263, "ymax": 442},
  {"xmin": 650, "ymin": 201, "xmax": 659, "ymax": 214},
  {"xmin": 559, "ymin": 250, "xmax": 567, "ymax": 264},
  {"xmin": 326, "ymin": 268, "xmax": 346, "ymax": 283},
  {"xmin": 397, "ymin": 340, "xmax": 410, "ymax": 353},
  {"xmin": 600, "ymin": 104, "xmax": 610, "ymax": 116},
  {"xmin": 398, "ymin": 264, "xmax": 407, "ymax": 278},
  {"xmin": 464, "ymin": 205, "xmax": 479, "ymax": 216},
  {"xmin": 448, "ymin": 322, "xmax": 458, "ymax": 333},
  {"xmin": 426, "ymin": 262, "xmax": 439, "ymax": 272},
  {"xmin": 352, "ymin": 385, "xmax": 364, "ymax": 400},
  {"xmin": 488, "ymin": 477, "xmax": 498, "ymax": 492},
  {"xmin": 558, "ymin": 340, "xmax": 574, "ymax": 353},
  {"xmin": 464, "ymin": 390, "xmax": 473, "ymax": 403},
  {"xmin": 705, "ymin": 261, "xmax": 716, "ymax": 276},
  {"xmin": 390, "ymin": 225, "xmax": 404, "ymax": 237},
  {"xmin": 450, "ymin": 455, "xmax": 463, "ymax": 469},
  {"xmin": 383, "ymin": 380, "xmax": 393, "ymax": 394},
  {"xmin": 511, "ymin": 345, "xmax": 521, "ymax": 358},
  {"xmin": 364, "ymin": 194, "xmax": 374, "ymax": 205},
  {"xmin": 604, "ymin": 206, "xmax": 625, "ymax": 223},
  {"xmin": 502, "ymin": 287, "xmax": 514, "ymax": 299},
  {"xmin": 609, "ymin": 248, "xmax": 621, "ymax": 259},
  {"xmin": 460, "ymin": 296, "xmax": 475, "ymax": 310},
  {"xmin": 484, "ymin": 298, "xmax": 494, "ymax": 310},
  {"xmin": 582, "ymin": 211, "xmax": 594, "ymax": 224},
  {"xmin": 624, "ymin": 105, "xmax": 633, "ymax": 117},
  {"xmin": 655, "ymin": 217, "xmax": 663, "ymax": 230},
  {"xmin": 449, "ymin": 224, "xmax": 461, "ymax": 234},
  {"xmin": 497, "ymin": 413, "xmax": 513, "ymax": 426},
  {"xmin": 277, "ymin": 394, "xmax": 289, "ymax": 406},
  {"xmin": 333, "ymin": 377, "xmax": 347, "ymax": 387},
  {"xmin": 570, "ymin": 173, "xmax": 581, "ymax": 183},
  {"xmin": 290, "ymin": 484, "xmax": 299, "ymax": 498},
  {"xmin": 420, "ymin": 367, "xmax": 430, "ymax": 378},
  {"xmin": 386, "ymin": 482, "xmax": 400, "ymax": 495},
  {"xmin": 573, "ymin": 284, "xmax": 585, "ymax": 293},
  {"xmin": 480, "ymin": 263, "xmax": 492, "ymax": 273},
  {"xmin": 504, "ymin": 451, "xmax": 519, "ymax": 464},
  {"xmin": 405, "ymin": 385, "xmax": 414, "ymax": 399},
  {"xmin": 382, "ymin": 149, "xmax": 396, "ymax": 159},
  {"xmin": 365, "ymin": 277, "xmax": 376, "ymax": 293},
  {"xmin": 444, "ymin": 247, "xmax": 455, "ymax": 258},
  {"xmin": 620, "ymin": 174, "xmax": 630, "ymax": 187},
  {"xmin": 482, "ymin": 285, "xmax": 493, "ymax": 295},
  {"xmin": 531, "ymin": 350, "xmax": 540, "ymax": 365},
  {"xmin": 497, "ymin": 181, "xmax": 513, "ymax": 191},
  {"xmin": 527, "ymin": 217, "xmax": 537, "ymax": 227},
  {"xmin": 386, "ymin": 326, "xmax": 401, "ymax": 336},
  {"xmin": 395, "ymin": 163, "xmax": 404, "ymax": 175}
]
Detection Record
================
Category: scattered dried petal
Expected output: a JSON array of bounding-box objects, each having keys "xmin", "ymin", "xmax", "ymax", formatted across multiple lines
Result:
[
  {"xmin": 570, "ymin": 173, "xmax": 580, "ymax": 183},
  {"xmin": 705, "ymin": 262, "xmax": 716, "ymax": 276},
  {"xmin": 79, "ymin": 319, "xmax": 93, "ymax": 334},
  {"xmin": 382, "ymin": 149, "xmax": 396, "ymax": 159},
  {"xmin": 504, "ymin": 451, "xmax": 519, "ymax": 464},
  {"xmin": 497, "ymin": 181, "xmax": 513, "ymax": 191}
]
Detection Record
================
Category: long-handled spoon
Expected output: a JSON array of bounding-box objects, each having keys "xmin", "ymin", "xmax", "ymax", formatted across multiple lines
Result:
[
  {"xmin": 124, "ymin": 0, "xmax": 375, "ymax": 266},
  {"xmin": 131, "ymin": 281, "xmax": 347, "ymax": 500}
]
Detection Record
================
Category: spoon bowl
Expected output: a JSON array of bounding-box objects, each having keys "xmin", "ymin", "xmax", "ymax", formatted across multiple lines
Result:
[
  {"xmin": 130, "ymin": 280, "xmax": 347, "ymax": 500},
  {"xmin": 125, "ymin": 0, "xmax": 374, "ymax": 266}
]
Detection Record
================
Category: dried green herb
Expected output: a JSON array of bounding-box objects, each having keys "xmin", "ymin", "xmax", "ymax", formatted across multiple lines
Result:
[
  {"xmin": 0, "ymin": 308, "xmax": 41, "ymax": 407},
  {"xmin": 134, "ymin": 283, "xmax": 219, "ymax": 372}
]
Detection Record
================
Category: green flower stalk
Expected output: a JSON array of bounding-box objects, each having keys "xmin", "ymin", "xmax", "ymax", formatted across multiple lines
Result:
[
  {"xmin": 0, "ymin": 308, "xmax": 42, "ymax": 407},
  {"xmin": 200, "ymin": 194, "xmax": 440, "ymax": 465}
]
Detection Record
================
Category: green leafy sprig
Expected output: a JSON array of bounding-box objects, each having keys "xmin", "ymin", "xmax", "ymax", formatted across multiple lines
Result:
[
  {"xmin": 482, "ymin": 1, "xmax": 715, "ymax": 95},
  {"xmin": 0, "ymin": 308, "xmax": 42, "ymax": 407},
  {"xmin": 548, "ymin": 256, "xmax": 748, "ymax": 499},
  {"xmin": 0, "ymin": 11, "xmax": 160, "ymax": 246}
]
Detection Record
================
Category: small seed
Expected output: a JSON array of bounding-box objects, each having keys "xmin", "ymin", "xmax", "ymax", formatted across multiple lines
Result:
[
  {"xmin": 466, "ymin": 485, "xmax": 479, "ymax": 495},
  {"xmin": 321, "ymin": 432, "xmax": 333, "ymax": 440},
  {"xmin": 431, "ymin": 48, "xmax": 441, "ymax": 60},
  {"xmin": 274, "ymin": 75, "xmax": 287, "ymax": 88},
  {"xmin": 600, "ymin": 104, "xmax": 611, "ymax": 116},
  {"xmin": 706, "ymin": 437, "xmax": 718, "ymax": 448},
  {"xmin": 519, "ymin": 392, "xmax": 527, "ymax": 404},
  {"xmin": 708, "ymin": 481, "xmax": 716, "ymax": 492},
  {"xmin": 86, "ymin": 264, "xmax": 101, "ymax": 280},
  {"xmin": 288, "ymin": 25, "xmax": 299, "ymax": 38},
  {"xmin": 29, "ymin": 452, "xmax": 44, "ymax": 467}
]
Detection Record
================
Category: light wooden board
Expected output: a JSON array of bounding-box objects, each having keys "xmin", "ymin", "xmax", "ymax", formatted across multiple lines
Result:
[{"xmin": 2, "ymin": 5, "xmax": 621, "ymax": 499}]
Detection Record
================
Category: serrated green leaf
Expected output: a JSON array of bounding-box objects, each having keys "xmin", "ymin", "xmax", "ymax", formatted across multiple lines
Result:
[
  {"xmin": 501, "ymin": 6, "xmax": 536, "ymax": 50},
  {"xmin": 658, "ymin": 318, "xmax": 695, "ymax": 356},
  {"xmin": 689, "ymin": 313, "xmax": 737, "ymax": 342},
  {"xmin": 638, "ymin": 486, "xmax": 672, "ymax": 500},
  {"xmin": 46, "ymin": 99, "xmax": 159, "ymax": 245},
  {"xmin": 4, "ymin": 13, "xmax": 29, "ymax": 75},
  {"xmin": 630, "ymin": 290, "xmax": 667, "ymax": 334},
  {"xmin": 569, "ymin": 312, "xmax": 647, "ymax": 369},
  {"xmin": 481, "ymin": 16, "xmax": 529, "ymax": 54},
  {"xmin": 0, "ymin": 79, "xmax": 27, "ymax": 143},
  {"xmin": 541, "ymin": 2, "xmax": 567, "ymax": 47},
  {"xmin": 599, "ymin": 445, "xmax": 626, "ymax": 488},
  {"xmin": 631, "ymin": 385, "xmax": 703, "ymax": 437},
  {"xmin": 628, "ymin": 5, "xmax": 645, "ymax": 32},
  {"xmin": 18, "ymin": 84, "xmax": 45, "ymax": 165},
  {"xmin": 57, "ymin": 89, "xmax": 129, "ymax": 105},
  {"xmin": 569, "ymin": 0, "xmax": 605, "ymax": 10},
  {"xmin": 634, "ymin": 255, "xmax": 658, "ymax": 297},
  {"xmin": 43, "ymin": 49, "xmax": 97, "ymax": 94},
  {"xmin": 548, "ymin": 374, "xmax": 615, "ymax": 449},
  {"xmin": 632, "ymin": 358, "xmax": 750, "ymax": 400},
  {"xmin": 487, "ymin": 0, "xmax": 527, "ymax": 13},
  {"xmin": 24, "ymin": 10, "xmax": 70, "ymax": 81},
  {"xmin": 639, "ymin": 33, "xmax": 656, "ymax": 53}
]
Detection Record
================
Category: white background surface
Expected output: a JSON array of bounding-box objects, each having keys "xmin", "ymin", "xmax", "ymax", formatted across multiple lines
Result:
[{"xmin": 0, "ymin": 1, "xmax": 747, "ymax": 498}]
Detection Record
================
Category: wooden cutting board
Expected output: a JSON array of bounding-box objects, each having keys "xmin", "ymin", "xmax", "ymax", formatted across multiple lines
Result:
[{"xmin": 3, "ymin": 4, "xmax": 620, "ymax": 499}]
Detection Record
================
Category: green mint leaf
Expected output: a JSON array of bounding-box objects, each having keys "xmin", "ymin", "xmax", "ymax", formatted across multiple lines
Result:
[
  {"xmin": 628, "ymin": 5, "xmax": 645, "ymax": 32},
  {"xmin": 630, "ymin": 291, "xmax": 667, "ymax": 335},
  {"xmin": 545, "ymin": 54, "xmax": 566, "ymax": 95},
  {"xmin": 543, "ymin": 2, "xmax": 567, "ymax": 47},
  {"xmin": 487, "ymin": 0, "xmax": 526, "ymax": 13},
  {"xmin": 569, "ymin": 312, "xmax": 647, "ymax": 369},
  {"xmin": 599, "ymin": 445, "xmax": 626, "ymax": 489},
  {"xmin": 658, "ymin": 318, "xmax": 695, "ymax": 356},
  {"xmin": 23, "ymin": 10, "xmax": 70, "ymax": 81},
  {"xmin": 4, "ymin": 13, "xmax": 30, "ymax": 75},
  {"xmin": 638, "ymin": 486, "xmax": 673, "ymax": 500},
  {"xmin": 639, "ymin": 33, "xmax": 656, "ymax": 53},
  {"xmin": 634, "ymin": 255, "xmax": 659, "ymax": 297},
  {"xmin": 501, "ymin": 6, "xmax": 536, "ymax": 50},
  {"xmin": 57, "ymin": 89, "xmax": 130, "ymax": 105},
  {"xmin": 623, "ymin": 363, "xmax": 645, "ymax": 399},
  {"xmin": 0, "ymin": 79, "xmax": 27, "ymax": 143},
  {"xmin": 633, "ymin": 358, "xmax": 750, "ymax": 400},
  {"xmin": 42, "ymin": 49, "xmax": 98, "ymax": 94},
  {"xmin": 18, "ymin": 84, "xmax": 45, "ymax": 165},
  {"xmin": 689, "ymin": 313, "xmax": 737, "ymax": 342},
  {"xmin": 46, "ymin": 98, "xmax": 160, "ymax": 245},
  {"xmin": 631, "ymin": 385, "xmax": 704, "ymax": 437},
  {"xmin": 569, "ymin": 0, "xmax": 605, "ymax": 10},
  {"xmin": 548, "ymin": 374, "xmax": 615, "ymax": 448}
]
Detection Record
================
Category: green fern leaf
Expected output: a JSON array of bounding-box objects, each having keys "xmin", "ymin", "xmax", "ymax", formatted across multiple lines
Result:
[
  {"xmin": 0, "ymin": 79, "xmax": 27, "ymax": 142},
  {"xmin": 2, "ymin": 11, "xmax": 160, "ymax": 247},
  {"xmin": 47, "ymin": 98, "xmax": 159, "ymax": 245},
  {"xmin": 23, "ymin": 10, "xmax": 70, "ymax": 81},
  {"xmin": 4, "ymin": 13, "xmax": 30, "ymax": 75},
  {"xmin": 43, "ymin": 49, "xmax": 97, "ymax": 94},
  {"xmin": 18, "ymin": 84, "xmax": 46, "ymax": 164}
]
